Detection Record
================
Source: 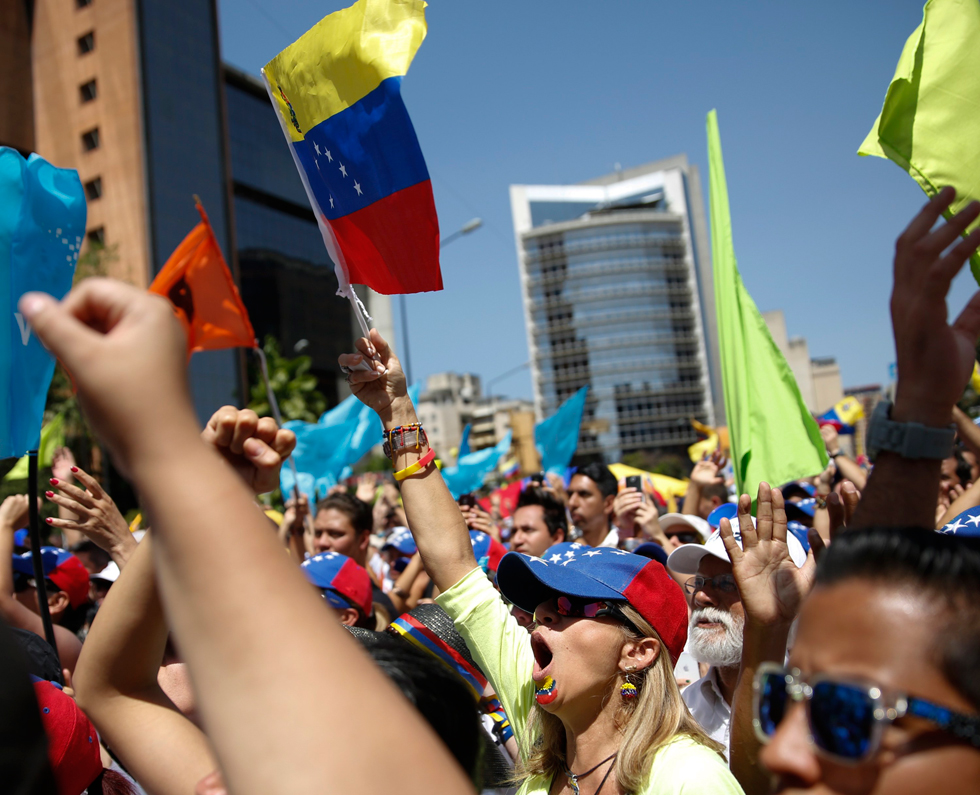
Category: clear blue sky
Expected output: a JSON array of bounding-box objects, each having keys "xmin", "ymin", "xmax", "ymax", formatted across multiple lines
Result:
[{"xmin": 218, "ymin": 0, "xmax": 978, "ymax": 402}]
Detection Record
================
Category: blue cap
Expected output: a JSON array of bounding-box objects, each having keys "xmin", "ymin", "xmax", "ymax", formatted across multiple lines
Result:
[
  {"xmin": 383, "ymin": 527, "xmax": 416, "ymax": 557},
  {"xmin": 706, "ymin": 502, "xmax": 738, "ymax": 529},
  {"xmin": 12, "ymin": 547, "xmax": 74, "ymax": 578},
  {"xmin": 780, "ymin": 481, "xmax": 816, "ymax": 499},
  {"xmin": 300, "ymin": 552, "xmax": 373, "ymax": 616},
  {"xmin": 784, "ymin": 498, "xmax": 816, "ymax": 519},
  {"xmin": 786, "ymin": 520, "xmax": 811, "ymax": 551},
  {"xmin": 940, "ymin": 506, "xmax": 980, "ymax": 537},
  {"xmin": 496, "ymin": 545, "xmax": 689, "ymax": 664},
  {"xmin": 632, "ymin": 542, "xmax": 669, "ymax": 566}
]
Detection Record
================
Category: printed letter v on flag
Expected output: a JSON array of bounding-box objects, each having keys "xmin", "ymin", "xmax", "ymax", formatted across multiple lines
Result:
[
  {"xmin": 148, "ymin": 201, "xmax": 256, "ymax": 356},
  {"xmin": 262, "ymin": 0, "xmax": 442, "ymax": 297}
]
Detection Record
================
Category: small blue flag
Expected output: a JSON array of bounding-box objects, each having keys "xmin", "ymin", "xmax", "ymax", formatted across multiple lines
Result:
[
  {"xmin": 0, "ymin": 148, "xmax": 85, "ymax": 459},
  {"xmin": 442, "ymin": 430, "xmax": 513, "ymax": 499},
  {"xmin": 535, "ymin": 386, "xmax": 588, "ymax": 475}
]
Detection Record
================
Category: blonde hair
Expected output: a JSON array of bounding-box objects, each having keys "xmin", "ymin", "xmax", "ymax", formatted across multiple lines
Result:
[{"xmin": 516, "ymin": 605, "xmax": 724, "ymax": 793}]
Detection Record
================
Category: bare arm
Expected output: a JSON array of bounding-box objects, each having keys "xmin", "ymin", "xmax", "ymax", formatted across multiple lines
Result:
[
  {"xmin": 852, "ymin": 189, "xmax": 980, "ymax": 529},
  {"xmin": 73, "ymin": 533, "xmax": 218, "ymax": 795},
  {"xmin": 341, "ymin": 330, "xmax": 478, "ymax": 594},
  {"xmin": 22, "ymin": 280, "xmax": 471, "ymax": 795},
  {"xmin": 0, "ymin": 495, "xmax": 81, "ymax": 673}
]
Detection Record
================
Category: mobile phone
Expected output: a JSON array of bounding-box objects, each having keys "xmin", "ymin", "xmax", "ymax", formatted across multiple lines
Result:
[
  {"xmin": 625, "ymin": 475, "xmax": 645, "ymax": 502},
  {"xmin": 528, "ymin": 472, "xmax": 546, "ymax": 485},
  {"xmin": 457, "ymin": 494, "xmax": 478, "ymax": 508}
]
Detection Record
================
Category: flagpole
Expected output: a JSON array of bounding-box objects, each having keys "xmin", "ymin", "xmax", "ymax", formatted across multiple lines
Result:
[
  {"xmin": 27, "ymin": 449, "xmax": 59, "ymax": 662},
  {"xmin": 254, "ymin": 346, "xmax": 316, "ymax": 539}
]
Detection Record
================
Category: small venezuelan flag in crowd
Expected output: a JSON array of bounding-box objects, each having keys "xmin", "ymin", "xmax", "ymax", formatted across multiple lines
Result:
[
  {"xmin": 262, "ymin": 0, "xmax": 441, "ymax": 297},
  {"xmin": 817, "ymin": 396, "xmax": 865, "ymax": 435}
]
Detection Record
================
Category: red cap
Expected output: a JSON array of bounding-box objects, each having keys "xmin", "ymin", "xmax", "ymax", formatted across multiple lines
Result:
[
  {"xmin": 32, "ymin": 678, "xmax": 102, "ymax": 795},
  {"xmin": 47, "ymin": 555, "xmax": 90, "ymax": 609}
]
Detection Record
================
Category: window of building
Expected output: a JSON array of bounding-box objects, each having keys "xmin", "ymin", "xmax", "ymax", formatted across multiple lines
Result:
[
  {"xmin": 77, "ymin": 31, "xmax": 95, "ymax": 54},
  {"xmin": 81, "ymin": 128, "xmax": 100, "ymax": 151},
  {"xmin": 79, "ymin": 79, "xmax": 97, "ymax": 103},
  {"xmin": 77, "ymin": 0, "xmax": 93, "ymax": 7},
  {"xmin": 87, "ymin": 227, "xmax": 105, "ymax": 245},
  {"xmin": 84, "ymin": 177, "xmax": 102, "ymax": 200}
]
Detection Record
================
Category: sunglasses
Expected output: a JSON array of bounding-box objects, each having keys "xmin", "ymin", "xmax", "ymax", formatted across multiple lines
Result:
[
  {"xmin": 668, "ymin": 531, "xmax": 703, "ymax": 545},
  {"xmin": 684, "ymin": 574, "xmax": 738, "ymax": 595},
  {"xmin": 754, "ymin": 662, "xmax": 980, "ymax": 763},
  {"xmin": 534, "ymin": 596, "xmax": 642, "ymax": 636}
]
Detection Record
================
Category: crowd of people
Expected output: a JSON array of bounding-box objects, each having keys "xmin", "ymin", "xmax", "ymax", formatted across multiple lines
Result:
[{"xmin": 2, "ymin": 188, "xmax": 980, "ymax": 794}]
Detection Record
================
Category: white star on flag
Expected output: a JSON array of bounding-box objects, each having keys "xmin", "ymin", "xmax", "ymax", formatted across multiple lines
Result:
[
  {"xmin": 314, "ymin": 142, "xmax": 320, "ymax": 155},
  {"xmin": 584, "ymin": 550, "xmax": 602, "ymax": 557},
  {"xmin": 353, "ymin": 181, "xmax": 362, "ymax": 196},
  {"xmin": 943, "ymin": 518, "xmax": 966, "ymax": 534},
  {"xmin": 561, "ymin": 557, "xmax": 575, "ymax": 566},
  {"xmin": 530, "ymin": 557, "xmax": 547, "ymax": 566},
  {"xmin": 325, "ymin": 149, "xmax": 333, "ymax": 162},
  {"xmin": 967, "ymin": 513, "xmax": 980, "ymax": 527},
  {"xmin": 339, "ymin": 163, "xmax": 347, "ymax": 178},
  {"xmin": 329, "ymin": 196, "xmax": 334, "ymax": 209},
  {"xmin": 564, "ymin": 550, "xmax": 576, "ymax": 558},
  {"xmin": 549, "ymin": 554, "xmax": 562, "ymax": 563}
]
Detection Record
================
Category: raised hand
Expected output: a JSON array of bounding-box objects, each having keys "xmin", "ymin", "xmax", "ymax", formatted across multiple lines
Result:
[
  {"xmin": 355, "ymin": 472, "xmax": 378, "ymax": 504},
  {"xmin": 201, "ymin": 407, "xmax": 296, "ymax": 495},
  {"xmin": 613, "ymin": 488, "xmax": 643, "ymax": 534},
  {"xmin": 690, "ymin": 450, "xmax": 727, "ymax": 487},
  {"xmin": 51, "ymin": 447, "xmax": 77, "ymax": 484},
  {"xmin": 45, "ymin": 466, "xmax": 135, "ymax": 566},
  {"xmin": 0, "ymin": 495, "xmax": 34, "ymax": 531},
  {"xmin": 819, "ymin": 424, "xmax": 840, "ymax": 456},
  {"xmin": 891, "ymin": 187, "xmax": 980, "ymax": 427},
  {"xmin": 339, "ymin": 330, "xmax": 405, "ymax": 420},
  {"xmin": 719, "ymin": 483, "xmax": 815, "ymax": 628}
]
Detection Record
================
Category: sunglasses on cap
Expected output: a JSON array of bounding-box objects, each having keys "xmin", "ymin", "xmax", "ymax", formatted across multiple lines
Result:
[
  {"xmin": 667, "ymin": 531, "xmax": 703, "ymax": 545},
  {"xmin": 753, "ymin": 662, "xmax": 980, "ymax": 763},
  {"xmin": 533, "ymin": 596, "xmax": 642, "ymax": 636}
]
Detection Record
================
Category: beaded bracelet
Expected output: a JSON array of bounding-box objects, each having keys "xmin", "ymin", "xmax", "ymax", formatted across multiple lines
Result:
[
  {"xmin": 383, "ymin": 424, "xmax": 427, "ymax": 460},
  {"xmin": 393, "ymin": 448, "xmax": 436, "ymax": 482}
]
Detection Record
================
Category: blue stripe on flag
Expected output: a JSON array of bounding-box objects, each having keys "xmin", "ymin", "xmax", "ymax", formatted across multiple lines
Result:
[{"xmin": 294, "ymin": 76, "xmax": 429, "ymax": 221}]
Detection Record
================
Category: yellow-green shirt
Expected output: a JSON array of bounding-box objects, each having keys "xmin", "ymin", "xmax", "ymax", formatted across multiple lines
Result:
[{"xmin": 436, "ymin": 568, "xmax": 744, "ymax": 795}]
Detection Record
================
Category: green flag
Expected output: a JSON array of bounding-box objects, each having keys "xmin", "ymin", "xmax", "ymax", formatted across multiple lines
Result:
[
  {"xmin": 707, "ymin": 110, "xmax": 827, "ymax": 499},
  {"xmin": 858, "ymin": 0, "xmax": 980, "ymax": 283},
  {"xmin": 3, "ymin": 413, "xmax": 65, "ymax": 481}
]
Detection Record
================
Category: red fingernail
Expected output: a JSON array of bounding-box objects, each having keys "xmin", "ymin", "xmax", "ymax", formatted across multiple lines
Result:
[
  {"xmin": 45, "ymin": 517, "xmax": 53, "ymax": 524},
  {"xmin": 49, "ymin": 478, "xmax": 58, "ymax": 485},
  {"xmin": 45, "ymin": 491, "xmax": 53, "ymax": 498},
  {"xmin": 70, "ymin": 466, "xmax": 78, "ymax": 473}
]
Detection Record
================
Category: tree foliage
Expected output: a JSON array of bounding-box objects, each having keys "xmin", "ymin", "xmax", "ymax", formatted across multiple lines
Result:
[{"xmin": 247, "ymin": 335, "xmax": 327, "ymax": 423}]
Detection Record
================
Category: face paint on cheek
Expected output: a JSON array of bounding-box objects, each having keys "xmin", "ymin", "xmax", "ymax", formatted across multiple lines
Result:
[{"xmin": 535, "ymin": 675, "xmax": 557, "ymax": 705}]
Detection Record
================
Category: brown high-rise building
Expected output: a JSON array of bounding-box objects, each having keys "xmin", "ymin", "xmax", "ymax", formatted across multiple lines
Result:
[{"xmin": 6, "ymin": 0, "xmax": 366, "ymax": 420}]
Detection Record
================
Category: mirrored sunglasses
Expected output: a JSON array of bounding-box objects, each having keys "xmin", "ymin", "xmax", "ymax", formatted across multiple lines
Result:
[{"xmin": 753, "ymin": 662, "xmax": 980, "ymax": 763}]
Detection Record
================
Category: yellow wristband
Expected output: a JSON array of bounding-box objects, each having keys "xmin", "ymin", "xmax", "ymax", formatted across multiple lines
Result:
[{"xmin": 393, "ymin": 448, "xmax": 436, "ymax": 482}]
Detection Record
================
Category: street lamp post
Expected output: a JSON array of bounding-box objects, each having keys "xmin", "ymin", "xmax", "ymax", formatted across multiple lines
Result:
[{"xmin": 398, "ymin": 217, "xmax": 482, "ymax": 385}]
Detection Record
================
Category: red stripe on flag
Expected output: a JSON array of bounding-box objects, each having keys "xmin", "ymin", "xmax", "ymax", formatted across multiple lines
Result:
[{"xmin": 330, "ymin": 180, "xmax": 442, "ymax": 295}]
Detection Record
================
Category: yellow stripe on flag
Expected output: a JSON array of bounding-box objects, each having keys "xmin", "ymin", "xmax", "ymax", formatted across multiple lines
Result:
[{"xmin": 264, "ymin": 0, "xmax": 428, "ymax": 142}]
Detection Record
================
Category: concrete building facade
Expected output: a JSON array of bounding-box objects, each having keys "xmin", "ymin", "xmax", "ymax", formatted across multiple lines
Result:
[
  {"xmin": 763, "ymin": 310, "xmax": 844, "ymax": 415},
  {"xmin": 7, "ymin": 0, "xmax": 387, "ymax": 418},
  {"xmin": 510, "ymin": 156, "xmax": 721, "ymax": 463}
]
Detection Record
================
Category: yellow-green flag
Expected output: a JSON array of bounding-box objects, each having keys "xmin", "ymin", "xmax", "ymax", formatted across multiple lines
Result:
[
  {"xmin": 707, "ymin": 110, "xmax": 827, "ymax": 499},
  {"xmin": 859, "ymin": 0, "xmax": 980, "ymax": 282},
  {"xmin": 3, "ymin": 413, "xmax": 65, "ymax": 481}
]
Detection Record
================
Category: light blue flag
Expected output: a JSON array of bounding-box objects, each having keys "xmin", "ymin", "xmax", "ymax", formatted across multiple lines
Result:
[
  {"xmin": 0, "ymin": 149, "xmax": 85, "ymax": 460},
  {"xmin": 535, "ymin": 386, "xmax": 588, "ymax": 475},
  {"xmin": 457, "ymin": 423, "xmax": 471, "ymax": 458},
  {"xmin": 280, "ymin": 384, "xmax": 421, "ymax": 501},
  {"xmin": 441, "ymin": 430, "xmax": 513, "ymax": 499}
]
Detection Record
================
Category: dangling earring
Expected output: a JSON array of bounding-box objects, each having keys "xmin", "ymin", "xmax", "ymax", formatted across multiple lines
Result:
[{"xmin": 621, "ymin": 665, "xmax": 638, "ymax": 700}]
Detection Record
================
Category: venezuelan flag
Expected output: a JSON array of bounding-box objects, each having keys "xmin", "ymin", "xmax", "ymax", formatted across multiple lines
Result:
[
  {"xmin": 262, "ymin": 0, "xmax": 440, "ymax": 296},
  {"xmin": 817, "ymin": 396, "xmax": 865, "ymax": 435}
]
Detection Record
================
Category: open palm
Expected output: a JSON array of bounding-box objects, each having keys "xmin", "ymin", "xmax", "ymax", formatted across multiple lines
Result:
[{"xmin": 719, "ymin": 483, "xmax": 815, "ymax": 627}]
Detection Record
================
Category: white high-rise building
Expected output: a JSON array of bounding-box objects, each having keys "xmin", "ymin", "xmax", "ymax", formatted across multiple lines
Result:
[{"xmin": 510, "ymin": 155, "xmax": 722, "ymax": 463}]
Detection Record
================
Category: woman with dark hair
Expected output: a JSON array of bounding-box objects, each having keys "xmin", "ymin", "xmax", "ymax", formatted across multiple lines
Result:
[{"xmin": 340, "ymin": 330, "xmax": 742, "ymax": 795}]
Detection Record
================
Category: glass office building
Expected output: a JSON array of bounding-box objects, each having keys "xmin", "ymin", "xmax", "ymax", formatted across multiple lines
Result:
[{"xmin": 510, "ymin": 156, "xmax": 722, "ymax": 462}]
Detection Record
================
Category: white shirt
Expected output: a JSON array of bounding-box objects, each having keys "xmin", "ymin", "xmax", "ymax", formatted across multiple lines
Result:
[
  {"xmin": 598, "ymin": 527, "xmax": 620, "ymax": 548},
  {"xmin": 682, "ymin": 666, "xmax": 731, "ymax": 758}
]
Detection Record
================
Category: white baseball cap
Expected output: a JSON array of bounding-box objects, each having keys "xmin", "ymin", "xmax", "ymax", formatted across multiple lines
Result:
[
  {"xmin": 666, "ymin": 524, "xmax": 807, "ymax": 575},
  {"xmin": 91, "ymin": 561, "xmax": 120, "ymax": 584},
  {"xmin": 658, "ymin": 514, "xmax": 712, "ymax": 542}
]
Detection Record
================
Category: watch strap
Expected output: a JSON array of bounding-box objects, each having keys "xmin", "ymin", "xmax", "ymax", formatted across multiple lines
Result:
[{"xmin": 867, "ymin": 400, "xmax": 955, "ymax": 461}]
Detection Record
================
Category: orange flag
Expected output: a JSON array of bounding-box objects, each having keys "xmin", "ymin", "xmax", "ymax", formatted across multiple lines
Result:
[{"xmin": 149, "ymin": 202, "xmax": 256, "ymax": 355}]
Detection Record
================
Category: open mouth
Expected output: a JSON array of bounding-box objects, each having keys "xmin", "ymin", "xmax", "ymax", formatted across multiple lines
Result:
[{"xmin": 531, "ymin": 631, "xmax": 554, "ymax": 681}]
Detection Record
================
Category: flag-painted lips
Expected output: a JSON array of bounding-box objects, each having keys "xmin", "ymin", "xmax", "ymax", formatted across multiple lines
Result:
[{"xmin": 535, "ymin": 675, "xmax": 557, "ymax": 705}]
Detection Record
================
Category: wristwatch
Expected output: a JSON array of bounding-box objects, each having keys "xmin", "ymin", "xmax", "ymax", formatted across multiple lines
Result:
[{"xmin": 865, "ymin": 400, "xmax": 955, "ymax": 462}]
